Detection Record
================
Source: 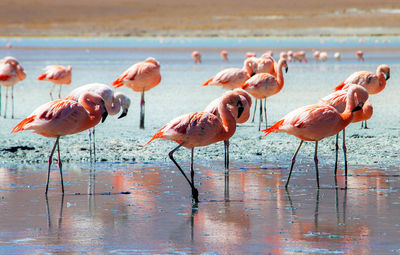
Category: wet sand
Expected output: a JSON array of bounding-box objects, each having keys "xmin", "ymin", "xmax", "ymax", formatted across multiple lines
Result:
[
  {"xmin": 1, "ymin": 162, "xmax": 400, "ymax": 253},
  {"xmin": 1, "ymin": 0, "xmax": 400, "ymax": 36}
]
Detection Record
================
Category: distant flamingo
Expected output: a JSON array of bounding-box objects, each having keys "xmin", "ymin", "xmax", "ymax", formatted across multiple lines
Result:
[
  {"xmin": 334, "ymin": 52, "xmax": 341, "ymax": 61},
  {"xmin": 245, "ymin": 52, "xmax": 257, "ymax": 58},
  {"xmin": 220, "ymin": 50, "xmax": 229, "ymax": 62},
  {"xmin": 192, "ymin": 51, "xmax": 202, "ymax": 63},
  {"xmin": 242, "ymin": 59, "xmax": 288, "ymax": 130},
  {"xmin": 263, "ymin": 50, "xmax": 274, "ymax": 57},
  {"xmin": 262, "ymin": 85, "xmax": 368, "ymax": 188},
  {"xmin": 320, "ymin": 85, "xmax": 372, "ymax": 177},
  {"xmin": 145, "ymin": 91, "xmax": 245, "ymax": 203},
  {"xmin": 287, "ymin": 51, "xmax": 294, "ymax": 62},
  {"xmin": 112, "ymin": 57, "xmax": 161, "ymax": 129},
  {"xmin": 293, "ymin": 51, "xmax": 307, "ymax": 63},
  {"xmin": 37, "ymin": 65, "xmax": 72, "ymax": 99},
  {"xmin": 355, "ymin": 50, "xmax": 364, "ymax": 61},
  {"xmin": 67, "ymin": 83, "xmax": 131, "ymax": 159},
  {"xmin": 11, "ymin": 92, "xmax": 108, "ymax": 193},
  {"xmin": 202, "ymin": 58, "xmax": 257, "ymax": 89},
  {"xmin": 0, "ymin": 56, "xmax": 26, "ymax": 119},
  {"xmin": 204, "ymin": 88, "xmax": 252, "ymax": 169},
  {"xmin": 334, "ymin": 64, "xmax": 390, "ymax": 128},
  {"xmin": 280, "ymin": 51, "xmax": 288, "ymax": 61},
  {"xmin": 312, "ymin": 50, "xmax": 320, "ymax": 62},
  {"xmin": 319, "ymin": 52, "xmax": 328, "ymax": 62}
]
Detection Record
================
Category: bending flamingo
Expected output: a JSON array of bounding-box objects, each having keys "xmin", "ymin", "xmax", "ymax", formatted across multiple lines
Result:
[
  {"xmin": 37, "ymin": 65, "xmax": 72, "ymax": 99},
  {"xmin": 112, "ymin": 57, "xmax": 161, "ymax": 129},
  {"xmin": 204, "ymin": 88, "xmax": 252, "ymax": 169},
  {"xmin": 355, "ymin": 51, "xmax": 364, "ymax": 61},
  {"xmin": 242, "ymin": 59, "xmax": 288, "ymax": 130},
  {"xmin": 145, "ymin": 91, "xmax": 244, "ymax": 203},
  {"xmin": 67, "ymin": 83, "xmax": 131, "ymax": 159},
  {"xmin": 220, "ymin": 50, "xmax": 229, "ymax": 62},
  {"xmin": 202, "ymin": 58, "xmax": 257, "ymax": 89},
  {"xmin": 11, "ymin": 92, "xmax": 108, "ymax": 193},
  {"xmin": 0, "ymin": 56, "xmax": 26, "ymax": 119},
  {"xmin": 334, "ymin": 64, "xmax": 390, "ymax": 128},
  {"xmin": 320, "ymin": 85, "xmax": 372, "ymax": 177},
  {"xmin": 192, "ymin": 51, "xmax": 202, "ymax": 63},
  {"xmin": 262, "ymin": 85, "xmax": 368, "ymax": 188}
]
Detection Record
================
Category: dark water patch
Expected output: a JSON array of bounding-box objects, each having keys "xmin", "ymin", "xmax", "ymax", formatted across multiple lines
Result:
[{"xmin": 1, "ymin": 146, "xmax": 35, "ymax": 153}]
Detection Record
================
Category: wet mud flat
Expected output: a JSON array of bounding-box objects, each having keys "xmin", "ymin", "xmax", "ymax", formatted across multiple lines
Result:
[{"xmin": 0, "ymin": 161, "xmax": 400, "ymax": 254}]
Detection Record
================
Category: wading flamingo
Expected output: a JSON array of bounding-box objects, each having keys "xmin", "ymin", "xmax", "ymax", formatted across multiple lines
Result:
[
  {"xmin": 242, "ymin": 59, "xmax": 288, "ymax": 130},
  {"xmin": 37, "ymin": 65, "xmax": 72, "ymax": 99},
  {"xmin": 220, "ymin": 50, "xmax": 229, "ymax": 62},
  {"xmin": 334, "ymin": 64, "xmax": 390, "ymax": 128},
  {"xmin": 312, "ymin": 50, "xmax": 320, "ymax": 62},
  {"xmin": 11, "ymin": 92, "xmax": 108, "ymax": 194},
  {"xmin": 294, "ymin": 51, "xmax": 307, "ymax": 63},
  {"xmin": 320, "ymin": 85, "xmax": 372, "ymax": 178},
  {"xmin": 145, "ymin": 91, "xmax": 245, "ymax": 203},
  {"xmin": 262, "ymin": 85, "xmax": 368, "ymax": 188},
  {"xmin": 319, "ymin": 52, "xmax": 328, "ymax": 62},
  {"xmin": 202, "ymin": 58, "xmax": 257, "ymax": 89},
  {"xmin": 245, "ymin": 52, "xmax": 257, "ymax": 58},
  {"xmin": 0, "ymin": 56, "xmax": 26, "ymax": 119},
  {"xmin": 334, "ymin": 52, "xmax": 341, "ymax": 61},
  {"xmin": 192, "ymin": 51, "xmax": 202, "ymax": 63},
  {"xmin": 355, "ymin": 51, "xmax": 364, "ymax": 61},
  {"xmin": 204, "ymin": 88, "xmax": 252, "ymax": 169},
  {"xmin": 67, "ymin": 83, "xmax": 131, "ymax": 160},
  {"xmin": 112, "ymin": 57, "xmax": 161, "ymax": 129}
]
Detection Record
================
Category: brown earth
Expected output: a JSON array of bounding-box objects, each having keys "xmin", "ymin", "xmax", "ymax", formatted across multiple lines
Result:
[{"xmin": 0, "ymin": 0, "xmax": 400, "ymax": 36}]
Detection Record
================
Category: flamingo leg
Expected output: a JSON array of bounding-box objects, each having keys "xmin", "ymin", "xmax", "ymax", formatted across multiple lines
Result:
[
  {"xmin": 286, "ymin": 140, "xmax": 304, "ymax": 188},
  {"xmin": 57, "ymin": 139, "xmax": 65, "ymax": 193},
  {"xmin": 264, "ymin": 98, "xmax": 267, "ymax": 128},
  {"xmin": 11, "ymin": 86, "xmax": 14, "ymax": 119},
  {"xmin": 314, "ymin": 141, "xmax": 320, "ymax": 189},
  {"xmin": 364, "ymin": 120, "xmax": 368, "ymax": 129},
  {"xmin": 58, "ymin": 85, "xmax": 62, "ymax": 99},
  {"xmin": 0, "ymin": 86, "xmax": 2, "ymax": 117},
  {"xmin": 139, "ymin": 89, "xmax": 145, "ymax": 129},
  {"xmin": 251, "ymin": 99, "xmax": 257, "ymax": 123},
  {"xmin": 4, "ymin": 87, "xmax": 8, "ymax": 118},
  {"xmin": 224, "ymin": 139, "xmax": 229, "ymax": 170},
  {"xmin": 92, "ymin": 127, "xmax": 96, "ymax": 162},
  {"xmin": 342, "ymin": 129, "xmax": 347, "ymax": 177},
  {"xmin": 46, "ymin": 137, "xmax": 60, "ymax": 194},
  {"xmin": 334, "ymin": 133, "xmax": 339, "ymax": 177},
  {"xmin": 258, "ymin": 99, "xmax": 263, "ymax": 131},
  {"xmin": 88, "ymin": 129, "xmax": 93, "ymax": 162},
  {"xmin": 168, "ymin": 142, "xmax": 199, "ymax": 203},
  {"xmin": 50, "ymin": 84, "xmax": 55, "ymax": 100}
]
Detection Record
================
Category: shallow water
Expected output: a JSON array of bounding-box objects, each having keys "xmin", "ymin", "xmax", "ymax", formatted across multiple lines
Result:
[{"xmin": 1, "ymin": 162, "xmax": 400, "ymax": 254}]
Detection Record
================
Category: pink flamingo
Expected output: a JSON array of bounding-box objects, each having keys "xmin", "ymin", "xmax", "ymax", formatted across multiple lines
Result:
[
  {"xmin": 67, "ymin": 83, "xmax": 131, "ymax": 159},
  {"xmin": 37, "ymin": 65, "xmax": 72, "ymax": 99},
  {"xmin": 245, "ymin": 52, "xmax": 257, "ymax": 58},
  {"xmin": 145, "ymin": 91, "xmax": 245, "ymax": 202},
  {"xmin": 112, "ymin": 57, "xmax": 161, "ymax": 129},
  {"xmin": 334, "ymin": 52, "xmax": 341, "ymax": 61},
  {"xmin": 11, "ymin": 92, "xmax": 108, "ymax": 193},
  {"xmin": 334, "ymin": 64, "xmax": 390, "ymax": 128},
  {"xmin": 280, "ymin": 51, "xmax": 288, "ymax": 61},
  {"xmin": 287, "ymin": 51, "xmax": 294, "ymax": 62},
  {"xmin": 0, "ymin": 56, "xmax": 26, "ymax": 119},
  {"xmin": 320, "ymin": 85, "xmax": 372, "ymax": 177},
  {"xmin": 242, "ymin": 59, "xmax": 288, "ymax": 130},
  {"xmin": 204, "ymin": 88, "xmax": 252, "ymax": 169},
  {"xmin": 262, "ymin": 85, "xmax": 368, "ymax": 188},
  {"xmin": 220, "ymin": 50, "xmax": 229, "ymax": 62},
  {"xmin": 192, "ymin": 51, "xmax": 202, "ymax": 63},
  {"xmin": 355, "ymin": 50, "xmax": 364, "ymax": 61},
  {"xmin": 293, "ymin": 51, "xmax": 307, "ymax": 63},
  {"xmin": 202, "ymin": 58, "xmax": 257, "ymax": 89},
  {"xmin": 312, "ymin": 50, "xmax": 320, "ymax": 62},
  {"xmin": 319, "ymin": 52, "xmax": 328, "ymax": 62}
]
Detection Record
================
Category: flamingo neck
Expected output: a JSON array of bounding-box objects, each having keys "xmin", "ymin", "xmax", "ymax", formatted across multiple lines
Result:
[
  {"xmin": 79, "ymin": 93, "xmax": 103, "ymax": 124},
  {"xmin": 377, "ymin": 70, "xmax": 387, "ymax": 91},
  {"xmin": 276, "ymin": 60, "xmax": 285, "ymax": 90},
  {"xmin": 107, "ymin": 94, "xmax": 122, "ymax": 115},
  {"xmin": 340, "ymin": 88, "xmax": 357, "ymax": 126},
  {"xmin": 218, "ymin": 97, "xmax": 237, "ymax": 141}
]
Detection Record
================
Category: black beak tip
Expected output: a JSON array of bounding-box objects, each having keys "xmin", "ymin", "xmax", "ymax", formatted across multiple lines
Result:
[
  {"xmin": 102, "ymin": 112, "xmax": 108, "ymax": 123},
  {"xmin": 118, "ymin": 111, "xmax": 128, "ymax": 119},
  {"xmin": 285, "ymin": 67, "xmax": 288, "ymax": 73}
]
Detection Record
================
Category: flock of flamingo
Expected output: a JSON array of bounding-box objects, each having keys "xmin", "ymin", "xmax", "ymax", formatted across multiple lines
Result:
[{"xmin": 0, "ymin": 48, "xmax": 390, "ymax": 203}]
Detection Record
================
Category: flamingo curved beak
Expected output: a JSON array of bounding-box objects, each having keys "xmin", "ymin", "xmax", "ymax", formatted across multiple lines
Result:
[
  {"xmin": 386, "ymin": 72, "xmax": 390, "ymax": 80},
  {"xmin": 285, "ymin": 66, "xmax": 288, "ymax": 73},
  {"xmin": 237, "ymin": 100, "xmax": 244, "ymax": 119},
  {"xmin": 118, "ymin": 109, "xmax": 128, "ymax": 119},
  {"xmin": 101, "ymin": 101, "xmax": 108, "ymax": 123},
  {"xmin": 352, "ymin": 102, "xmax": 364, "ymax": 112}
]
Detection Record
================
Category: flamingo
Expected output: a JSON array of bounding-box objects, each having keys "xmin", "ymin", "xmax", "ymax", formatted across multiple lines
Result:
[
  {"xmin": 293, "ymin": 51, "xmax": 307, "ymax": 63},
  {"xmin": 334, "ymin": 64, "xmax": 390, "ymax": 128},
  {"xmin": 245, "ymin": 52, "xmax": 256, "ymax": 58},
  {"xmin": 287, "ymin": 51, "xmax": 294, "ymax": 62},
  {"xmin": 67, "ymin": 83, "xmax": 131, "ymax": 159},
  {"xmin": 220, "ymin": 50, "xmax": 229, "ymax": 62},
  {"xmin": 37, "ymin": 65, "xmax": 72, "ymax": 99},
  {"xmin": 280, "ymin": 51, "xmax": 288, "ymax": 61},
  {"xmin": 319, "ymin": 52, "xmax": 328, "ymax": 62},
  {"xmin": 145, "ymin": 91, "xmax": 245, "ymax": 203},
  {"xmin": 204, "ymin": 88, "xmax": 252, "ymax": 169},
  {"xmin": 242, "ymin": 59, "xmax": 288, "ymax": 130},
  {"xmin": 192, "ymin": 51, "xmax": 202, "ymax": 63},
  {"xmin": 202, "ymin": 58, "xmax": 257, "ymax": 90},
  {"xmin": 262, "ymin": 85, "xmax": 368, "ymax": 188},
  {"xmin": 312, "ymin": 50, "xmax": 320, "ymax": 62},
  {"xmin": 0, "ymin": 56, "xmax": 26, "ymax": 119},
  {"xmin": 355, "ymin": 50, "xmax": 364, "ymax": 61},
  {"xmin": 334, "ymin": 52, "xmax": 341, "ymax": 61},
  {"xmin": 320, "ymin": 85, "xmax": 373, "ymax": 177},
  {"xmin": 11, "ymin": 92, "xmax": 108, "ymax": 193},
  {"xmin": 112, "ymin": 57, "xmax": 161, "ymax": 129}
]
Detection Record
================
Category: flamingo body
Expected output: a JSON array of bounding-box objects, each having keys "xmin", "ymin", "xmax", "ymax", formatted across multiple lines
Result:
[{"xmin": 37, "ymin": 65, "xmax": 72, "ymax": 85}]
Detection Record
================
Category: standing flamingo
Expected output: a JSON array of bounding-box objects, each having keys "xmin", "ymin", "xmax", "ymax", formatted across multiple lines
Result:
[
  {"xmin": 312, "ymin": 50, "xmax": 320, "ymax": 62},
  {"xmin": 355, "ymin": 51, "xmax": 364, "ymax": 61},
  {"xmin": 242, "ymin": 59, "xmax": 288, "ymax": 130},
  {"xmin": 37, "ymin": 65, "xmax": 72, "ymax": 99},
  {"xmin": 0, "ymin": 56, "xmax": 26, "ymax": 118},
  {"xmin": 220, "ymin": 50, "xmax": 229, "ymax": 62},
  {"xmin": 294, "ymin": 51, "xmax": 308, "ymax": 63},
  {"xmin": 204, "ymin": 88, "xmax": 252, "ymax": 169},
  {"xmin": 334, "ymin": 52, "xmax": 341, "ymax": 61},
  {"xmin": 245, "ymin": 52, "xmax": 257, "ymax": 58},
  {"xmin": 334, "ymin": 64, "xmax": 390, "ymax": 128},
  {"xmin": 192, "ymin": 51, "xmax": 202, "ymax": 63},
  {"xmin": 67, "ymin": 83, "xmax": 131, "ymax": 159},
  {"xmin": 145, "ymin": 91, "xmax": 245, "ymax": 203},
  {"xmin": 262, "ymin": 85, "xmax": 368, "ymax": 188},
  {"xmin": 319, "ymin": 52, "xmax": 328, "ymax": 62},
  {"xmin": 202, "ymin": 58, "xmax": 257, "ymax": 89},
  {"xmin": 11, "ymin": 92, "xmax": 108, "ymax": 193},
  {"xmin": 112, "ymin": 57, "xmax": 161, "ymax": 129},
  {"xmin": 320, "ymin": 85, "xmax": 372, "ymax": 177}
]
